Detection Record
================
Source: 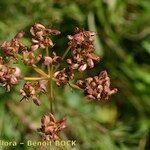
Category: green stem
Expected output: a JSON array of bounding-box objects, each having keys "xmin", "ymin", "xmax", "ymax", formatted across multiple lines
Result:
[
  {"xmin": 46, "ymin": 47, "xmax": 51, "ymax": 75},
  {"xmin": 23, "ymin": 77, "xmax": 47, "ymax": 81},
  {"xmin": 32, "ymin": 64, "xmax": 49, "ymax": 78},
  {"xmin": 62, "ymin": 46, "xmax": 71, "ymax": 60},
  {"xmin": 54, "ymin": 46, "xmax": 71, "ymax": 71},
  {"xmin": 47, "ymin": 80, "xmax": 53, "ymax": 113},
  {"xmin": 50, "ymin": 65, "xmax": 53, "ymax": 113},
  {"xmin": 45, "ymin": 47, "xmax": 53, "ymax": 113},
  {"xmin": 17, "ymin": 54, "xmax": 49, "ymax": 78}
]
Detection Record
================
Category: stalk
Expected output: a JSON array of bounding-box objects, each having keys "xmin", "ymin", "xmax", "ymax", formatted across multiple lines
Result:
[
  {"xmin": 23, "ymin": 77, "xmax": 47, "ymax": 81},
  {"xmin": 32, "ymin": 64, "xmax": 49, "ymax": 78},
  {"xmin": 54, "ymin": 46, "xmax": 71, "ymax": 71},
  {"xmin": 17, "ymin": 54, "xmax": 48, "ymax": 78},
  {"xmin": 62, "ymin": 46, "xmax": 71, "ymax": 60},
  {"xmin": 46, "ymin": 47, "xmax": 51, "ymax": 75},
  {"xmin": 46, "ymin": 47, "xmax": 53, "ymax": 113}
]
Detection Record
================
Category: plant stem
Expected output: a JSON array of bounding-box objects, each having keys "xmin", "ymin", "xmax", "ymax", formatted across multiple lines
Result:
[
  {"xmin": 51, "ymin": 77, "xmax": 82, "ymax": 90},
  {"xmin": 46, "ymin": 47, "xmax": 53, "ymax": 113},
  {"xmin": 17, "ymin": 54, "xmax": 49, "ymax": 78},
  {"xmin": 32, "ymin": 64, "xmax": 49, "ymax": 78},
  {"xmin": 54, "ymin": 46, "xmax": 71, "ymax": 71},
  {"xmin": 68, "ymin": 83, "xmax": 82, "ymax": 90},
  {"xmin": 62, "ymin": 46, "xmax": 71, "ymax": 60},
  {"xmin": 23, "ymin": 77, "xmax": 47, "ymax": 81},
  {"xmin": 50, "ymin": 65, "xmax": 53, "ymax": 113},
  {"xmin": 47, "ymin": 80, "xmax": 53, "ymax": 113},
  {"xmin": 46, "ymin": 47, "xmax": 51, "ymax": 75},
  {"xmin": 47, "ymin": 65, "xmax": 54, "ymax": 113}
]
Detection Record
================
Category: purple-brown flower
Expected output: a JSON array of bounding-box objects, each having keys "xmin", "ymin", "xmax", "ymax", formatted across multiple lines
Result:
[
  {"xmin": 20, "ymin": 81, "xmax": 46, "ymax": 106},
  {"xmin": 0, "ymin": 31, "xmax": 25, "ymax": 58},
  {"xmin": 0, "ymin": 60, "xmax": 21, "ymax": 91},
  {"xmin": 30, "ymin": 23, "xmax": 60, "ymax": 51},
  {"xmin": 67, "ymin": 28, "xmax": 100, "ymax": 72},
  {"xmin": 53, "ymin": 68, "xmax": 74, "ymax": 86},
  {"xmin": 43, "ymin": 52, "xmax": 61, "ymax": 65},
  {"xmin": 38, "ymin": 113, "xmax": 66, "ymax": 140},
  {"xmin": 76, "ymin": 70, "xmax": 117, "ymax": 101},
  {"xmin": 23, "ymin": 51, "xmax": 42, "ymax": 66}
]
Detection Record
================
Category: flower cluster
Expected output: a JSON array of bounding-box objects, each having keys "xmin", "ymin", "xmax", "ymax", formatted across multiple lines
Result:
[
  {"xmin": 20, "ymin": 81, "xmax": 46, "ymax": 106},
  {"xmin": 30, "ymin": 23, "xmax": 60, "ymax": 51},
  {"xmin": 44, "ymin": 52, "xmax": 61, "ymax": 66},
  {"xmin": 76, "ymin": 71, "xmax": 117, "ymax": 101},
  {"xmin": 0, "ymin": 23, "xmax": 117, "ymax": 141},
  {"xmin": 0, "ymin": 32, "xmax": 25, "ymax": 58},
  {"xmin": 38, "ymin": 113, "xmax": 66, "ymax": 140},
  {"xmin": 53, "ymin": 68, "xmax": 74, "ymax": 86},
  {"xmin": 0, "ymin": 57, "xmax": 21, "ymax": 91},
  {"xmin": 23, "ymin": 51, "xmax": 42, "ymax": 66},
  {"xmin": 67, "ymin": 28, "xmax": 100, "ymax": 72}
]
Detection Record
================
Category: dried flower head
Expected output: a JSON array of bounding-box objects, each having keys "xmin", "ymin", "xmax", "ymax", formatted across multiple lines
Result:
[
  {"xmin": 30, "ymin": 23, "xmax": 60, "ymax": 51},
  {"xmin": 0, "ymin": 31, "xmax": 25, "ymax": 58},
  {"xmin": 0, "ymin": 64, "xmax": 21, "ymax": 91},
  {"xmin": 68, "ymin": 27, "xmax": 95, "ymax": 51},
  {"xmin": 23, "ymin": 51, "xmax": 42, "ymax": 66},
  {"xmin": 54, "ymin": 68, "xmax": 74, "ymax": 86},
  {"xmin": 67, "ymin": 28, "xmax": 100, "ymax": 72},
  {"xmin": 20, "ymin": 81, "xmax": 46, "ymax": 106},
  {"xmin": 38, "ymin": 113, "xmax": 66, "ymax": 140},
  {"xmin": 43, "ymin": 52, "xmax": 61, "ymax": 66},
  {"xmin": 76, "ymin": 71, "xmax": 117, "ymax": 101}
]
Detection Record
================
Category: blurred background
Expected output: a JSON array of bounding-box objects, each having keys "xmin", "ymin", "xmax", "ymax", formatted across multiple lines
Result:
[{"xmin": 0, "ymin": 0, "xmax": 150, "ymax": 150}]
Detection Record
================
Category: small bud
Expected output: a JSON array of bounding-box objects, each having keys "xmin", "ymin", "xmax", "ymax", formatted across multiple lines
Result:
[
  {"xmin": 31, "ymin": 44, "xmax": 39, "ymax": 51},
  {"xmin": 36, "ymin": 31, "xmax": 44, "ymax": 36},
  {"xmin": 66, "ymin": 59, "xmax": 72, "ymax": 64},
  {"xmin": 14, "ymin": 67, "xmax": 21, "ymax": 77},
  {"xmin": 14, "ymin": 31, "xmax": 25, "ymax": 39},
  {"xmin": 91, "ymin": 81, "xmax": 96, "ymax": 87},
  {"xmin": 87, "ymin": 58, "xmax": 94, "ymax": 68},
  {"xmin": 32, "ymin": 38, "xmax": 39, "ymax": 43},
  {"xmin": 71, "ymin": 64, "xmax": 79, "ymax": 69},
  {"xmin": 47, "ymin": 39, "xmax": 54, "ymax": 47},
  {"xmin": 85, "ymin": 77, "xmax": 93, "ymax": 83},
  {"xmin": 49, "ymin": 29, "xmax": 61, "ymax": 35},
  {"xmin": 78, "ymin": 64, "xmax": 87, "ymax": 72},
  {"xmin": 33, "ymin": 96, "xmax": 41, "ymax": 106},
  {"xmin": 35, "ymin": 23, "xmax": 46, "ymax": 30},
  {"xmin": 67, "ymin": 35, "xmax": 73, "ymax": 40},
  {"xmin": 10, "ymin": 76, "xmax": 18, "ymax": 84},
  {"xmin": 87, "ymin": 95, "xmax": 96, "ymax": 99},
  {"xmin": 44, "ymin": 56, "xmax": 53, "ymax": 65},
  {"xmin": 30, "ymin": 27, "xmax": 35, "ymax": 36}
]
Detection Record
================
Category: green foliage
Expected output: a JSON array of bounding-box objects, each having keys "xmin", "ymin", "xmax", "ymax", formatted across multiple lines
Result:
[{"xmin": 0, "ymin": 0, "xmax": 150, "ymax": 149}]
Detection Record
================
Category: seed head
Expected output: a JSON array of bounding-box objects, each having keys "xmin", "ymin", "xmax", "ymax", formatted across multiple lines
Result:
[
  {"xmin": 0, "ymin": 31, "xmax": 25, "ymax": 58},
  {"xmin": 76, "ymin": 71, "xmax": 117, "ymax": 101},
  {"xmin": 20, "ymin": 81, "xmax": 46, "ymax": 106},
  {"xmin": 67, "ymin": 28, "xmax": 100, "ymax": 72},
  {"xmin": 54, "ymin": 68, "xmax": 74, "ymax": 86},
  {"xmin": 37, "ymin": 113, "xmax": 66, "ymax": 140}
]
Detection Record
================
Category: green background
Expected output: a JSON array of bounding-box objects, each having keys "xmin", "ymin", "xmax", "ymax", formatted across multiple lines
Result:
[{"xmin": 0, "ymin": 0, "xmax": 150, "ymax": 149}]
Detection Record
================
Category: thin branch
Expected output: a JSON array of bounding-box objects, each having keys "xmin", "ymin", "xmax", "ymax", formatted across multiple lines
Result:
[
  {"xmin": 46, "ymin": 47, "xmax": 51, "ymax": 75},
  {"xmin": 54, "ymin": 46, "xmax": 71, "ymax": 71},
  {"xmin": 23, "ymin": 77, "xmax": 47, "ymax": 81},
  {"xmin": 62, "ymin": 46, "xmax": 71, "ymax": 60},
  {"xmin": 69, "ymin": 83, "xmax": 82, "ymax": 90},
  {"xmin": 32, "ymin": 64, "xmax": 49, "ymax": 78}
]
